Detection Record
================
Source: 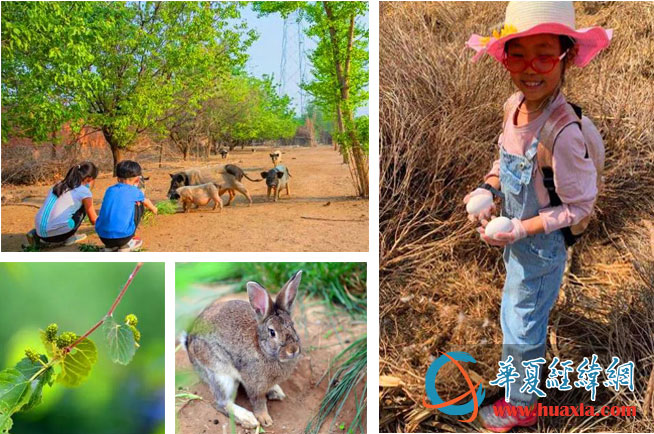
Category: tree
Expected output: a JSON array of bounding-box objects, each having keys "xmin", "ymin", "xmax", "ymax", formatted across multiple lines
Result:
[
  {"xmin": 2, "ymin": 2, "xmax": 254, "ymax": 173},
  {"xmin": 193, "ymin": 74, "xmax": 297, "ymax": 151},
  {"xmin": 253, "ymin": 2, "xmax": 369, "ymax": 197}
]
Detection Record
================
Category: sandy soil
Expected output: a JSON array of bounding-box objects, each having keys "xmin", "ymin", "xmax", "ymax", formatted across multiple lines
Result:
[
  {"xmin": 1, "ymin": 146, "xmax": 368, "ymax": 252},
  {"xmin": 176, "ymin": 292, "xmax": 367, "ymax": 434}
]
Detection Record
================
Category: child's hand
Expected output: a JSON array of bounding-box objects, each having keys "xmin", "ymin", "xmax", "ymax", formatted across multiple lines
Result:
[
  {"xmin": 477, "ymin": 217, "xmax": 527, "ymax": 247},
  {"xmin": 143, "ymin": 198, "xmax": 157, "ymax": 215},
  {"xmin": 463, "ymin": 188, "xmax": 495, "ymax": 222}
]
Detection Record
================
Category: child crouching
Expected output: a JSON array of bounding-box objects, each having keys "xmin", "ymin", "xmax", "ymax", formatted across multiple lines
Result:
[{"xmin": 95, "ymin": 160, "xmax": 157, "ymax": 251}]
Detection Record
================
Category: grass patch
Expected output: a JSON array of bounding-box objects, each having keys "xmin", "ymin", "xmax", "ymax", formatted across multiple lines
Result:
[
  {"xmin": 21, "ymin": 243, "xmax": 41, "ymax": 252},
  {"xmin": 142, "ymin": 200, "xmax": 178, "ymax": 225},
  {"xmin": 306, "ymin": 335, "xmax": 367, "ymax": 434},
  {"xmin": 78, "ymin": 243, "xmax": 101, "ymax": 252}
]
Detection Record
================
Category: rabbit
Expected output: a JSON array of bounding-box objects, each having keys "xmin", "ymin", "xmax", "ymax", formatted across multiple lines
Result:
[{"xmin": 183, "ymin": 270, "xmax": 303, "ymax": 428}]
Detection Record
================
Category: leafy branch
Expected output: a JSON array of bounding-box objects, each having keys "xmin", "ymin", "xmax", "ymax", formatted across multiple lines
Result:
[{"xmin": 0, "ymin": 263, "xmax": 144, "ymax": 433}]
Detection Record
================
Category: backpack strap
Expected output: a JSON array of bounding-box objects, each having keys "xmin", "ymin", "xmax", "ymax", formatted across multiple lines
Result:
[{"xmin": 537, "ymin": 102, "xmax": 582, "ymax": 246}]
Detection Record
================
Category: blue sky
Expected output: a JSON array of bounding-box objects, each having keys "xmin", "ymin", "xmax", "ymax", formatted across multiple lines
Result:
[{"xmin": 239, "ymin": 6, "xmax": 369, "ymax": 116}]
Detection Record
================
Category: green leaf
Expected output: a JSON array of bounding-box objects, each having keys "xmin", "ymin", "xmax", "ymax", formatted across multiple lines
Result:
[
  {"xmin": 0, "ymin": 369, "xmax": 30, "ymax": 433},
  {"xmin": 102, "ymin": 316, "xmax": 136, "ymax": 365},
  {"xmin": 1, "ymin": 412, "xmax": 13, "ymax": 434},
  {"xmin": 57, "ymin": 338, "xmax": 97, "ymax": 387},
  {"xmin": 14, "ymin": 357, "xmax": 53, "ymax": 412}
]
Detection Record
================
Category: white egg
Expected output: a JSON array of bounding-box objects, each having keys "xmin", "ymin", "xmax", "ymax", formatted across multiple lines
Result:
[
  {"xmin": 485, "ymin": 216, "xmax": 514, "ymax": 239},
  {"xmin": 466, "ymin": 194, "xmax": 493, "ymax": 216}
]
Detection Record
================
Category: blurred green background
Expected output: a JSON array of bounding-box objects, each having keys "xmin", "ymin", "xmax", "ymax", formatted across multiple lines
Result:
[
  {"xmin": 175, "ymin": 262, "xmax": 367, "ymax": 334},
  {"xmin": 176, "ymin": 262, "xmax": 367, "ymax": 310},
  {"xmin": 0, "ymin": 262, "xmax": 164, "ymax": 434}
]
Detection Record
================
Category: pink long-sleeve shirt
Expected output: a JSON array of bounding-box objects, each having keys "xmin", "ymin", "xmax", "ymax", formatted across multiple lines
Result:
[{"xmin": 485, "ymin": 92, "xmax": 597, "ymax": 234}]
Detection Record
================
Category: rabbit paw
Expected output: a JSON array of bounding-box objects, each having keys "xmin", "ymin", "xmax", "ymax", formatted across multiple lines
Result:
[
  {"xmin": 230, "ymin": 405, "xmax": 259, "ymax": 429},
  {"xmin": 255, "ymin": 410, "xmax": 273, "ymax": 427},
  {"xmin": 266, "ymin": 385, "xmax": 286, "ymax": 401}
]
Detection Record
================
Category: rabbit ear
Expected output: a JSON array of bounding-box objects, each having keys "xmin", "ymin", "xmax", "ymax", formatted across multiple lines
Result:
[
  {"xmin": 275, "ymin": 270, "xmax": 302, "ymax": 314},
  {"xmin": 247, "ymin": 282, "xmax": 273, "ymax": 322}
]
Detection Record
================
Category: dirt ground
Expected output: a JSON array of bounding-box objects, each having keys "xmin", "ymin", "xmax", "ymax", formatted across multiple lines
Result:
[
  {"xmin": 175, "ymin": 292, "xmax": 367, "ymax": 434},
  {"xmin": 1, "ymin": 145, "xmax": 368, "ymax": 252}
]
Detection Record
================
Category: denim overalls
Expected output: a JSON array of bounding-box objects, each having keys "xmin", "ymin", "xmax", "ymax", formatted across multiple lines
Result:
[{"xmin": 498, "ymin": 134, "xmax": 567, "ymax": 406}]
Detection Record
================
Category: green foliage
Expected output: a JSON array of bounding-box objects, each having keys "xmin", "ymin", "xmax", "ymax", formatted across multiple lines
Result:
[
  {"xmin": 255, "ymin": 2, "xmax": 369, "ymax": 195},
  {"xmin": 155, "ymin": 201, "xmax": 178, "ymax": 215},
  {"xmin": 128, "ymin": 326, "xmax": 141, "ymax": 343},
  {"xmin": 57, "ymin": 339, "xmax": 98, "ymax": 387},
  {"xmin": 0, "ymin": 356, "xmax": 54, "ymax": 433},
  {"xmin": 2, "ymin": 2, "xmax": 255, "ymax": 169},
  {"xmin": 254, "ymin": 2, "xmax": 369, "ymax": 131},
  {"xmin": 20, "ymin": 244, "xmax": 41, "ymax": 252},
  {"xmin": 55, "ymin": 332, "xmax": 78, "ymax": 349},
  {"xmin": 23, "ymin": 349, "xmax": 40, "ymax": 364},
  {"xmin": 44, "ymin": 324, "xmax": 58, "ymax": 343},
  {"xmin": 142, "ymin": 200, "xmax": 178, "ymax": 226},
  {"xmin": 0, "ymin": 369, "xmax": 29, "ymax": 432},
  {"xmin": 15, "ymin": 356, "xmax": 54, "ymax": 412},
  {"xmin": 355, "ymin": 116, "xmax": 369, "ymax": 153},
  {"xmin": 176, "ymin": 262, "xmax": 367, "ymax": 316},
  {"xmin": 78, "ymin": 243, "xmax": 102, "ymax": 252},
  {"xmin": 0, "ymin": 264, "xmax": 148, "ymax": 433},
  {"xmin": 306, "ymin": 335, "xmax": 367, "ymax": 434},
  {"xmin": 102, "ymin": 317, "xmax": 136, "ymax": 366},
  {"xmin": 125, "ymin": 314, "xmax": 138, "ymax": 327}
]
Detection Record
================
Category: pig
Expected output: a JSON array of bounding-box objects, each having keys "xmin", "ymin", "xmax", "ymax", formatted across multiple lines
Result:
[
  {"xmin": 269, "ymin": 150, "xmax": 282, "ymax": 166},
  {"xmin": 219, "ymin": 147, "xmax": 229, "ymax": 159},
  {"xmin": 260, "ymin": 165, "xmax": 291, "ymax": 202},
  {"xmin": 167, "ymin": 164, "xmax": 260, "ymax": 206},
  {"xmin": 175, "ymin": 183, "xmax": 223, "ymax": 213}
]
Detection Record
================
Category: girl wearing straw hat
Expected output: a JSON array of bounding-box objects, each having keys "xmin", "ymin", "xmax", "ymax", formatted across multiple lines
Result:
[{"xmin": 463, "ymin": 2, "xmax": 611, "ymax": 431}]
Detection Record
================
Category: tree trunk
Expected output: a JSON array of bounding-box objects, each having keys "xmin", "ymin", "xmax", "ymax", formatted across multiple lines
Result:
[
  {"xmin": 102, "ymin": 126, "xmax": 122, "ymax": 176},
  {"xmin": 343, "ymin": 106, "xmax": 368, "ymax": 197},
  {"xmin": 50, "ymin": 131, "xmax": 57, "ymax": 159},
  {"xmin": 110, "ymin": 146, "xmax": 122, "ymax": 176},
  {"xmin": 335, "ymin": 104, "xmax": 349, "ymax": 164},
  {"xmin": 158, "ymin": 142, "xmax": 163, "ymax": 168},
  {"xmin": 322, "ymin": 3, "xmax": 368, "ymax": 197}
]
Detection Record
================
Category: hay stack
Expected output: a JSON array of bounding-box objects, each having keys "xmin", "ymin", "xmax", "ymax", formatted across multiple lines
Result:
[{"xmin": 380, "ymin": 2, "xmax": 654, "ymax": 432}]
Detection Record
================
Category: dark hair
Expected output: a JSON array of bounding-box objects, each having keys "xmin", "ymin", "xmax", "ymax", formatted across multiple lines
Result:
[
  {"xmin": 115, "ymin": 160, "xmax": 142, "ymax": 179},
  {"xmin": 52, "ymin": 161, "xmax": 98, "ymax": 197}
]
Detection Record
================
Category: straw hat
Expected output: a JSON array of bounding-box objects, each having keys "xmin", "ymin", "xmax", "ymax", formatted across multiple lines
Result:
[{"xmin": 466, "ymin": 1, "xmax": 612, "ymax": 67}]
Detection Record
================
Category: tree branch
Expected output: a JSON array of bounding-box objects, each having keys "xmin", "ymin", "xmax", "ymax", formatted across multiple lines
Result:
[{"xmin": 64, "ymin": 262, "xmax": 144, "ymax": 353}]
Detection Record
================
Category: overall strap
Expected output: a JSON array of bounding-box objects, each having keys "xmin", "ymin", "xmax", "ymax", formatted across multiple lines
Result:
[{"xmin": 537, "ymin": 102, "xmax": 582, "ymax": 246}]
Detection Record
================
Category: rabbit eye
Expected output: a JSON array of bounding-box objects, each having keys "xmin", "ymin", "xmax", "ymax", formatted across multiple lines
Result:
[{"xmin": 268, "ymin": 328, "xmax": 276, "ymax": 337}]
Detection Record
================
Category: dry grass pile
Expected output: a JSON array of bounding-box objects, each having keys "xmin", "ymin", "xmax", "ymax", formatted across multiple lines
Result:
[
  {"xmin": 1, "ymin": 142, "xmax": 113, "ymax": 186},
  {"xmin": 380, "ymin": 2, "xmax": 654, "ymax": 432}
]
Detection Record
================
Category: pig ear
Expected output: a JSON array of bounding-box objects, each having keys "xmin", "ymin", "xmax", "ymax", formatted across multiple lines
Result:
[
  {"xmin": 276, "ymin": 171, "xmax": 284, "ymax": 179},
  {"xmin": 169, "ymin": 173, "xmax": 174, "ymax": 178},
  {"xmin": 275, "ymin": 270, "xmax": 302, "ymax": 314},
  {"xmin": 247, "ymin": 282, "xmax": 273, "ymax": 322},
  {"xmin": 261, "ymin": 171, "xmax": 268, "ymax": 179}
]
